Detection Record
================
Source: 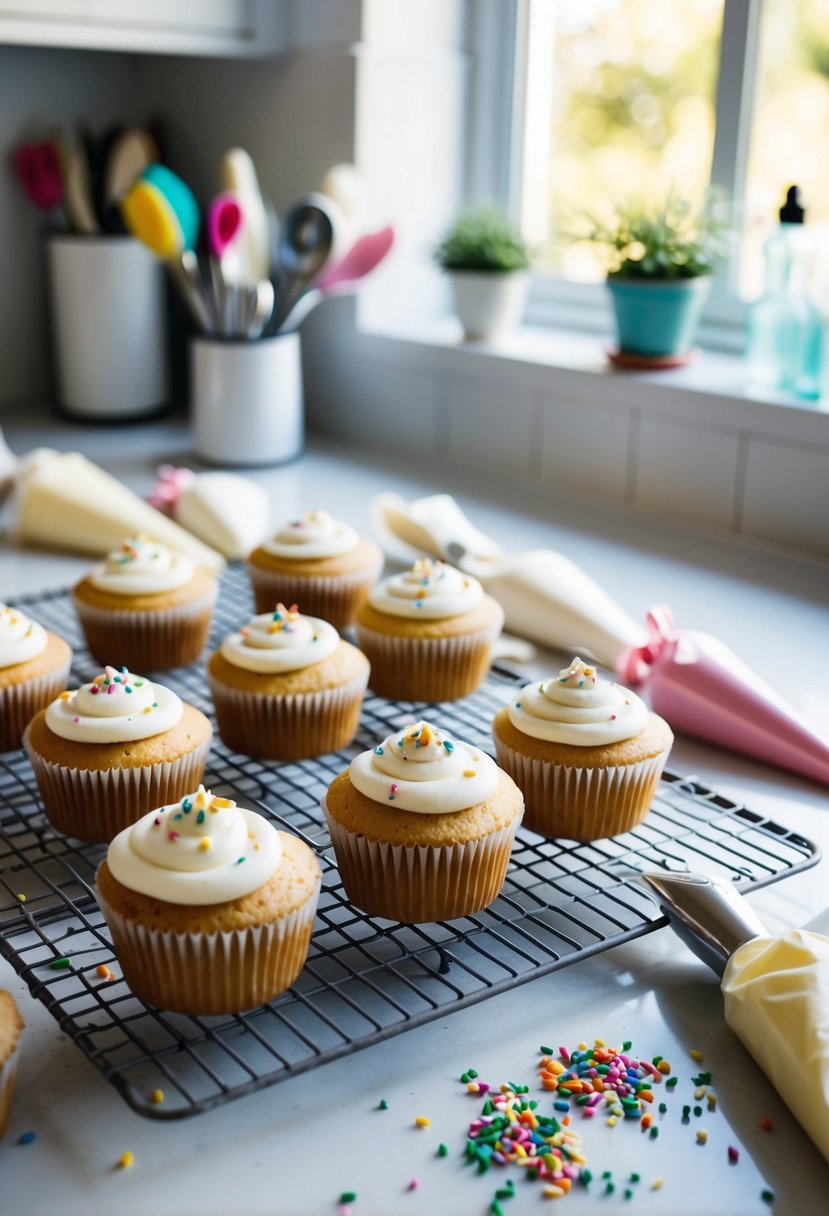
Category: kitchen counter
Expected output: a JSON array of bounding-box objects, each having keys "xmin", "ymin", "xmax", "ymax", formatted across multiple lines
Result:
[{"xmin": 1, "ymin": 407, "xmax": 828, "ymax": 1216}]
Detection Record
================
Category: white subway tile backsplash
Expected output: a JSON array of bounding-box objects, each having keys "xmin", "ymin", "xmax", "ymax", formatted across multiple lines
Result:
[
  {"xmin": 443, "ymin": 378, "xmax": 536, "ymax": 474},
  {"xmin": 322, "ymin": 365, "xmax": 439, "ymax": 452},
  {"xmin": 634, "ymin": 415, "xmax": 741, "ymax": 529},
  {"xmin": 540, "ymin": 396, "xmax": 629, "ymax": 503},
  {"xmin": 742, "ymin": 439, "xmax": 829, "ymax": 555}
]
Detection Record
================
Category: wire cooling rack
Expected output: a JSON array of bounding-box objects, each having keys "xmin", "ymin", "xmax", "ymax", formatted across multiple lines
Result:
[{"xmin": 0, "ymin": 566, "xmax": 820, "ymax": 1120}]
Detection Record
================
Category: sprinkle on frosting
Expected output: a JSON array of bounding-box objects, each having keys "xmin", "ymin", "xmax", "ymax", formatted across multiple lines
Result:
[
  {"xmin": 44, "ymin": 666, "xmax": 183, "ymax": 744},
  {"xmin": 106, "ymin": 786, "xmax": 282, "ymax": 905},
  {"xmin": 219, "ymin": 606, "xmax": 339, "ymax": 674},
  {"xmin": 0, "ymin": 603, "xmax": 48, "ymax": 670},
  {"xmin": 88, "ymin": 535, "xmax": 194, "ymax": 596},
  {"xmin": 368, "ymin": 559, "xmax": 484, "ymax": 621},
  {"xmin": 507, "ymin": 657, "xmax": 647, "ymax": 747},
  {"xmin": 349, "ymin": 721, "xmax": 499, "ymax": 814},
  {"xmin": 262, "ymin": 509, "xmax": 359, "ymax": 560}
]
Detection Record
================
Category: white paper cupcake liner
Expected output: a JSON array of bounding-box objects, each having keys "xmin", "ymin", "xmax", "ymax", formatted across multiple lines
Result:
[
  {"xmin": 72, "ymin": 589, "xmax": 217, "ymax": 671},
  {"xmin": 207, "ymin": 668, "xmax": 369, "ymax": 761},
  {"xmin": 23, "ymin": 728, "xmax": 211, "ymax": 843},
  {"xmin": 247, "ymin": 562, "xmax": 382, "ymax": 631},
  {"xmin": 0, "ymin": 1043, "xmax": 20, "ymax": 1140},
  {"xmin": 323, "ymin": 802, "xmax": 519, "ymax": 922},
  {"xmin": 0, "ymin": 656, "xmax": 72, "ymax": 752},
  {"xmin": 96, "ymin": 878, "xmax": 321, "ymax": 1016},
  {"xmin": 354, "ymin": 619, "xmax": 502, "ymax": 702},
  {"xmin": 492, "ymin": 739, "xmax": 670, "ymax": 841}
]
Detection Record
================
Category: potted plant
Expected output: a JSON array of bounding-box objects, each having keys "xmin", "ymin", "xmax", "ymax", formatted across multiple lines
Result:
[
  {"xmin": 583, "ymin": 192, "xmax": 729, "ymax": 362},
  {"xmin": 434, "ymin": 203, "xmax": 531, "ymax": 340}
]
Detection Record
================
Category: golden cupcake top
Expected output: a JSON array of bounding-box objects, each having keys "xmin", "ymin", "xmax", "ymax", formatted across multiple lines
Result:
[
  {"xmin": 45, "ymin": 665, "xmax": 182, "ymax": 743},
  {"xmin": 106, "ymin": 785, "xmax": 282, "ymax": 905},
  {"xmin": 0, "ymin": 604, "xmax": 47, "ymax": 670},
  {"xmin": 219, "ymin": 603, "xmax": 339, "ymax": 673},
  {"xmin": 507, "ymin": 657, "xmax": 647, "ymax": 747},
  {"xmin": 261, "ymin": 509, "xmax": 359, "ymax": 560},
  {"xmin": 349, "ymin": 721, "xmax": 498, "ymax": 814},
  {"xmin": 88, "ymin": 534, "xmax": 194, "ymax": 596}
]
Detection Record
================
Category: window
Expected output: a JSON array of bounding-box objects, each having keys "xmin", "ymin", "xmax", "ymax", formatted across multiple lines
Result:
[{"xmin": 502, "ymin": 0, "xmax": 829, "ymax": 339}]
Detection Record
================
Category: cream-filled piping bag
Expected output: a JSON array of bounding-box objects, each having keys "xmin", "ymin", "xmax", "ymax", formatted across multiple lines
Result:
[
  {"xmin": 643, "ymin": 871, "xmax": 829, "ymax": 1165},
  {"xmin": 372, "ymin": 492, "xmax": 645, "ymax": 667}
]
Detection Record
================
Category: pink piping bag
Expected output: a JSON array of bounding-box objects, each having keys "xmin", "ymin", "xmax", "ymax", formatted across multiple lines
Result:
[{"xmin": 618, "ymin": 605, "xmax": 829, "ymax": 787}]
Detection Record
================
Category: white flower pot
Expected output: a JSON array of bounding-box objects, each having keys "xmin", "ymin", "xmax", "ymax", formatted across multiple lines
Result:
[{"xmin": 448, "ymin": 270, "xmax": 530, "ymax": 340}]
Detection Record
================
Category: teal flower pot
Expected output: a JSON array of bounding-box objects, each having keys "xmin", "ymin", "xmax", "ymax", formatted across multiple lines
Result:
[{"xmin": 607, "ymin": 276, "xmax": 712, "ymax": 357}]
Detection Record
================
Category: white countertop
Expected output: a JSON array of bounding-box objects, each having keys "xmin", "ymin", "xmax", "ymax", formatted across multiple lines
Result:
[{"xmin": 1, "ymin": 409, "xmax": 828, "ymax": 1216}]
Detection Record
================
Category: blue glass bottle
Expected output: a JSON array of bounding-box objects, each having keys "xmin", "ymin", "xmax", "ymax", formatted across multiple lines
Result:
[{"xmin": 746, "ymin": 186, "xmax": 823, "ymax": 400}]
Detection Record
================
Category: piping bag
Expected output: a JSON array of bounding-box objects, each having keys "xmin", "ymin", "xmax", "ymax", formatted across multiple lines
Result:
[
  {"xmin": 619, "ymin": 606, "xmax": 829, "ymax": 787},
  {"xmin": 643, "ymin": 871, "xmax": 829, "ymax": 1164},
  {"xmin": 372, "ymin": 492, "xmax": 645, "ymax": 668}
]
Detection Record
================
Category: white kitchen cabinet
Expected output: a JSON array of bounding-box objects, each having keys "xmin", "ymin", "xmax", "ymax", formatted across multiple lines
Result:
[{"xmin": 0, "ymin": 0, "xmax": 286, "ymax": 56}]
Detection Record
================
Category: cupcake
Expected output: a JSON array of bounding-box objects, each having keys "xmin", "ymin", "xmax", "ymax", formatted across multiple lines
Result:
[
  {"xmin": 95, "ymin": 786, "xmax": 321, "ymax": 1015},
  {"xmin": 324, "ymin": 720, "xmax": 523, "ymax": 922},
  {"xmin": 246, "ymin": 509, "xmax": 383, "ymax": 630},
  {"xmin": 354, "ymin": 559, "xmax": 504, "ymax": 702},
  {"xmin": 0, "ymin": 603, "xmax": 72, "ymax": 752},
  {"xmin": 207, "ymin": 603, "xmax": 369, "ymax": 761},
  {"xmin": 72, "ymin": 534, "xmax": 217, "ymax": 671},
  {"xmin": 492, "ymin": 657, "xmax": 673, "ymax": 841},
  {"xmin": 0, "ymin": 990, "xmax": 24, "ymax": 1140},
  {"xmin": 23, "ymin": 665, "xmax": 212, "ymax": 842}
]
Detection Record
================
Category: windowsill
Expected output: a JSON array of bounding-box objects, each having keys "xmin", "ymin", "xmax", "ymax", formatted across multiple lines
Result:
[{"xmin": 353, "ymin": 315, "xmax": 829, "ymax": 447}]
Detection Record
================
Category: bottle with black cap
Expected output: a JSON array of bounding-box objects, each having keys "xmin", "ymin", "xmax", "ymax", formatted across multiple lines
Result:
[{"xmin": 746, "ymin": 184, "xmax": 823, "ymax": 399}]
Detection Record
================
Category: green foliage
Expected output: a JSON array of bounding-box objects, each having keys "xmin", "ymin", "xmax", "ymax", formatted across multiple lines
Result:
[
  {"xmin": 434, "ymin": 204, "xmax": 530, "ymax": 273},
  {"xmin": 580, "ymin": 192, "xmax": 729, "ymax": 280}
]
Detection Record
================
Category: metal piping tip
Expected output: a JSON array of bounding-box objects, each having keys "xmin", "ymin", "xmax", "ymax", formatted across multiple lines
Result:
[{"xmin": 640, "ymin": 870, "xmax": 767, "ymax": 977}]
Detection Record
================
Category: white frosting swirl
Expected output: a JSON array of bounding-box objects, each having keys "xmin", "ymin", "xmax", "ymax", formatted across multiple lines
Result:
[
  {"xmin": 220, "ymin": 604, "xmax": 339, "ymax": 674},
  {"xmin": 368, "ymin": 559, "xmax": 483, "ymax": 620},
  {"xmin": 0, "ymin": 603, "xmax": 48, "ymax": 669},
  {"xmin": 508, "ymin": 657, "xmax": 647, "ymax": 746},
  {"xmin": 89, "ymin": 535, "xmax": 194, "ymax": 595},
  {"xmin": 349, "ymin": 721, "xmax": 498, "ymax": 814},
  {"xmin": 262, "ymin": 510, "xmax": 358, "ymax": 559},
  {"xmin": 45, "ymin": 665, "xmax": 182, "ymax": 743},
  {"xmin": 106, "ymin": 786, "xmax": 282, "ymax": 905}
]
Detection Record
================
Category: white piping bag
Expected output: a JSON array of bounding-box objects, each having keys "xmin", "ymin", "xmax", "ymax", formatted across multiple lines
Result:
[
  {"xmin": 372, "ymin": 492, "xmax": 645, "ymax": 667},
  {"xmin": 644, "ymin": 871, "xmax": 829, "ymax": 1165}
]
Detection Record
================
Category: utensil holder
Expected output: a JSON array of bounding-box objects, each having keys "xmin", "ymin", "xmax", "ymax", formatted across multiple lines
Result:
[
  {"xmin": 46, "ymin": 235, "xmax": 169, "ymax": 420},
  {"xmin": 190, "ymin": 332, "xmax": 304, "ymax": 467}
]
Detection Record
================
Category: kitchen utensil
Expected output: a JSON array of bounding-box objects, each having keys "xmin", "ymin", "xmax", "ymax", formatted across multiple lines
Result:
[
  {"xmin": 122, "ymin": 164, "xmax": 199, "ymax": 258},
  {"xmin": 62, "ymin": 140, "xmax": 99, "ymax": 234},
  {"xmin": 277, "ymin": 225, "xmax": 395, "ymax": 332},
  {"xmin": 219, "ymin": 148, "xmax": 270, "ymax": 285},
  {"xmin": 247, "ymin": 279, "xmax": 275, "ymax": 339},
  {"xmin": 371, "ymin": 491, "xmax": 646, "ymax": 666},
  {"xmin": 619, "ymin": 605, "xmax": 829, "ymax": 786},
  {"xmin": 103, "ymin": 127, "xmax": 158, "ymax": 215},
  {"xmin": 642, "ymin": 871, "xmax": 829, "ymax": 1164},
  {"xmin": 13, "ymin": 140, "xmax": 65, "ymax": 227},
  {"xmin": 207, "ymin": 192, "xmax": 243, "ymax": 260},
  {"xmin": 268, "ymin": 192, "xmax": 339, "ymax": 334},
  {"xmin": 319, "ymin": 161, "xmax": 366, "ymax": 250},
  {"xmin": 175, "ymin": 249, "xmax": 215, "ymax": 335},
  {"xmin": 317, "ymin": 224, "xmax": 394, "ymax": 292}
]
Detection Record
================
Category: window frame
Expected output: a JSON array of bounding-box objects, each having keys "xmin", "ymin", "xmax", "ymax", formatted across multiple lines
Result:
[{"xmin": 471, "ymin": 0, "xmax": 767, "ymax": 351}]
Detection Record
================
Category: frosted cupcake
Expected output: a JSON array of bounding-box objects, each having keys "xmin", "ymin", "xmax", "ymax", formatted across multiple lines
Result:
[
  {"xmin": 492, "ymin": 657, "xmax": 673, "ymax": 841},
  {"xmin": 0, "ymin": 990, "xmax": 24, "ymax": 1140},
  {"xmin": 246, "ymin": 509, "xmax": 383, "ymax": 630},
  {"xmin": 0, "ymin": 604, "xmax": 72, "ymax": 752},
  {"xmin": 96, "ymin": 787, "xmax": 321, "ymax": 1015},
  {"xmin": 354, "ymin": 559, "xmax": 504, "ymax": 702},
  {"xmin": 207, "ymin": 603, "xmax": 369, "ymax": 760},
  {"xmin": 72, "ymin": 535, "xmax": 217, "ymax": 671},
  {"xmin": 324, "ymin": 720, "xmax": 523, "ymax": 922},
  {"xmin": 23, "ymin": 665, "xmax": 212, "ymax": 842}
]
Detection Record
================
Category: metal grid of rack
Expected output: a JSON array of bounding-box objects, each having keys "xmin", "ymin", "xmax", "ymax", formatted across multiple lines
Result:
[{"xmin": 0, "ymin": 566, "xmax": 819, "ymax": 1120}]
